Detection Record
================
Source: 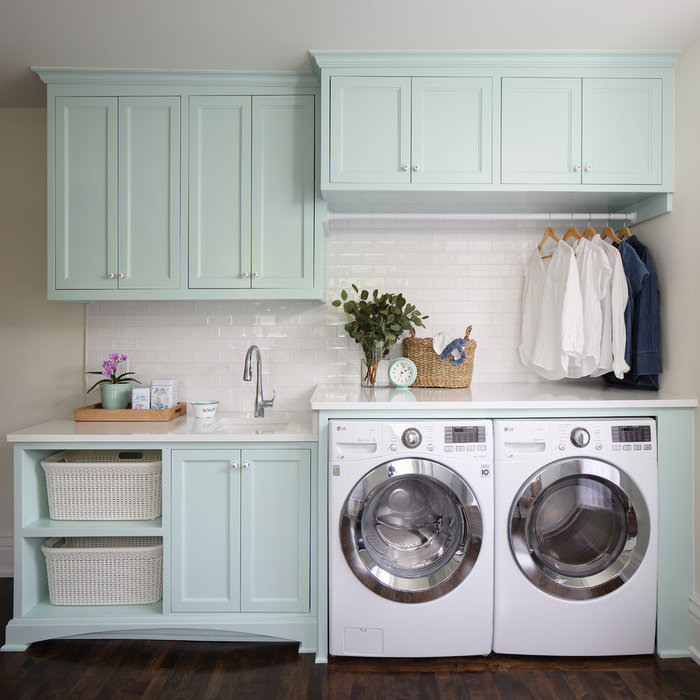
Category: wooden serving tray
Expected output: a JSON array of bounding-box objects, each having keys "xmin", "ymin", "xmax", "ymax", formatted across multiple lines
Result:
[{"xmin": 74, "ymin": 402, "xmax": 187, "ymax": 422}]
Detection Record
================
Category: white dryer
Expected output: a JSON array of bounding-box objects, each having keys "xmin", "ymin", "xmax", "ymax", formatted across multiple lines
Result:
[
  {"xmin": 328, "ymin": 419, "xmax": 493, "ymax": 657},
  {"xmin": 493, "ymin": 419, "xmax": 658, "ymax": 656}
]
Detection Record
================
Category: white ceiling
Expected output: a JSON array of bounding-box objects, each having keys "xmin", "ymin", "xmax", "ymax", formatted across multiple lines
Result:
[{"xmin": 4, "ymin": 0, "xmax": 700, "ymax": 107}]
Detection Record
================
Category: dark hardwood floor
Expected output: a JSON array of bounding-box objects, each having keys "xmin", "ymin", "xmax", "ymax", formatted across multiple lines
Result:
[{"xmin": 1, "ymin": 578, "xmax": 699, "ymax": 699}]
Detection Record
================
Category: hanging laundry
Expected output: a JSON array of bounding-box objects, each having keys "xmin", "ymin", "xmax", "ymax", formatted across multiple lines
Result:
[
  {"xmin": 590, "ymin": 236, "xmax": 629, "ymax": 379},
  {"xmin": 604, "ymin": 234, "xmax": 661, "ymax": 390},
  {"xmin": 519, "ymin": 241, "xmax": 584, "ymax": 380},
  {"xmin": 565, "ymin": 237, "xmax": 611, "ymax": 378}
]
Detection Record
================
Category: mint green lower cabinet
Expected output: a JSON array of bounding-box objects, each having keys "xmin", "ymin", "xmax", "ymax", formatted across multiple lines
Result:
[{"xmin": 171, "ymin": 447, "xmax": 311, "ymax": 614}]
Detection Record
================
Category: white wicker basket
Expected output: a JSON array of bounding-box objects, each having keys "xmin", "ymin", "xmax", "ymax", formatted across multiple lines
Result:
[
  {"xmin": 41, "ymin": 450, "xmax": 162, "ymax": 520},
  {"xmin": 42, "ymin": 537, "xmax": 163, "ymax": 606}
]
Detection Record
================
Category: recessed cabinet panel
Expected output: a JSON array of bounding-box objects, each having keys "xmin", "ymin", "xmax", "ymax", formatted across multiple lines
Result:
[
  {"xmin": 412, "ymin": 78, "xmax": 492, "ymax": 184},
  {"xmin": 55, "ymin": 97, "xmax": 118, "ymax": 290},
  {"xmin": 171, "ymin": 450, "xmax": 241, "ymax": 612},
  {"xmin": 189, "ymin": 97, "xmax": 252, "ymax": 289},
  {"xmin": 330, "ymin": 76, "xmax": 411, "ymax": 184},
  {"xmin": 119, "ymin": 97, "xmax": 180, "ymax": 289},
  {"xmin": 583, "ymin": 78, "xmax": 662, "ymax": 185},
  {"xmin": 253, "ymin": 96, "xmax": 315, "ymax": 289},
  {"xmin": 240, "ymin": 449, "xmax": 311, "ymax": 613},
  {"xmin": 501, "ymin": 78, "xmax": 582, "ymax": 185}
]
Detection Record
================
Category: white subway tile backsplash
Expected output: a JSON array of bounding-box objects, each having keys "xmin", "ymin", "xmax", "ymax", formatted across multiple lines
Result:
[{"xmin": 85, "ymin": 221, "xmax": 548, "ymax": 410}]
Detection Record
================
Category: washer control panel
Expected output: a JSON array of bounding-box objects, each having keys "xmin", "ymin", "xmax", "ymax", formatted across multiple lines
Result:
[{"xmin": 328, "ymin": 420, "xmax": 493, "ymax": 461}]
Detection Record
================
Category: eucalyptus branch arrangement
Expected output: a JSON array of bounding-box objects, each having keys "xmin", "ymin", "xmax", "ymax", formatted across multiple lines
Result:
[{"xmin": 331, "ymin": 285, "xmax": 428, "ymax": 385}]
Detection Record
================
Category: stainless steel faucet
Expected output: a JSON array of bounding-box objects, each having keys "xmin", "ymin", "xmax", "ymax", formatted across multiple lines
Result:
[{"xmin": 243, "ymin": 345, "xmax": 275, "ymax": 417}]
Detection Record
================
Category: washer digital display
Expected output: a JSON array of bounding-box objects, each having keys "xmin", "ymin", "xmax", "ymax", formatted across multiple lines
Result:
[
  {"xmin": 612, "ymin": 425, "xmax": 652, "ymax": 443},
  {"xmin": 445, "ymin": 426, "xmax": 486, "ymax": 443}
]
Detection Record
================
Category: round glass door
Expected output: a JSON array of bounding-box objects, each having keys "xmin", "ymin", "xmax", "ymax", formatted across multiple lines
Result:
[
  {"xmin": 340, "ymin": 458, "xmax": 483, "ymax": 603},
  {"xmin": 509, "ymin": 458, "xmax": 650, "ymax": 600}
]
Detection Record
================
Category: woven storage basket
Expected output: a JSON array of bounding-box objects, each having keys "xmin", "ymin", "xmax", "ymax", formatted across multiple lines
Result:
[
  {"xmin": 42, "ymin": 537, "xmax": 163, "ymax": 606},
  {"xmin": 41, "ymin": 450, "xmax": 162, "ymax": 521},
  {"xmin": 402, "ymin": 326, "xmax": 476, "ymax": 388}
]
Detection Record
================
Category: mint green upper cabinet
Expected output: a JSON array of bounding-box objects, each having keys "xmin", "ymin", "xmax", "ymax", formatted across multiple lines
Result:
[
  {"xmin": 189, "ymin": 94, "xmax": 315, "ymax": 291},
  {"xmin": 329, "ymin": 76, "xmax": 492, "ymax": 185},
  {"xmin": 501, "ymin": 78, "xmax": 582, "ymax": 185},
  {"xmin": 189, "ymin": 96, "xmax": 252, "ymax": 289},
  {"xmin": 55, "ymin": 97, "xmax": 118, "ymax": 290},
  {"xmin": 252, "ymin": 96, "xmax": 315, "ymax": 289},
  {"xmin": 411, "ymin": 78, "xmax": 492, "ymax": 184},
  {"xmin": 501, "ymin": 77, "xmax": 663, "ymax": 186},
  {"xmin": 582, "ymin": 78, "xmax": 663, "ymax": 186},
  {"xmin": 171, "ymin": 447, "xmax": 311, "ymax": 614},
  {"xmin": 330, "ymin": 77, "xmax": 411, "ymax": 184},
  {"xmin": 54, "ymin": 96, "xmax": 180, "ymax": 292}
]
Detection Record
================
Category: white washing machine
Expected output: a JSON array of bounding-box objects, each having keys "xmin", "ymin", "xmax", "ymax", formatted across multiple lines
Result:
[
  {"xmin": 493, "ymin": 419, "xmax": 658, "ymax": 656},
  {"xmin": 328, "ymin": 419, "xmax": 494, "ymax": 657}
]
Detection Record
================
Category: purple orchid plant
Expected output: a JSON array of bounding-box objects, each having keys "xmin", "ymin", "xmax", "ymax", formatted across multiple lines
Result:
[{"xmin": 86, "ymin": 352, "xmax": 141, "ymax": 393}]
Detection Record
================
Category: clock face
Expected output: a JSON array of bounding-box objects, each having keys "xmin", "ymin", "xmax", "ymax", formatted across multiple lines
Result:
[{"xmin": 388, "ymin": 358, "xmax": 417, "ymax": 388}]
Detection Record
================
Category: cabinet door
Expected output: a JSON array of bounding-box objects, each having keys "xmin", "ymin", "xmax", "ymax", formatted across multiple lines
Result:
[
  {"xmin": 329, "ymin": 76, "xmax": 411, "ymax": 184},
  {"xmin": 501, "ymin": 78, "xmax": 582, "ymax": 185},
  {"xmin": 171, "ymin": 450, "xmax": 241, "ymax": 612},
  {"xmin": 240, "ymin": 449, "xmax": 311, "ymax": 613},
  {"xmin": 189, "ymin": 96, "xmax": 252, "ymax": 288},
  {"xmin": 411, "ymin": 78, "xmax": 492, "ymax": 184},
  {"xmin": 252, "ymin": 95, "xmax": 315, "ymax": 289},
  {"xmin": 582, "ymin": 78, "xmax": 663, "ymax": 185},
  {"xmin": 55, "ymin": 97, "xmax": 118, "ymax": 289},
  {"xmin": 118, "ymin": 97, "xmax": 181, "ymax": 289}
]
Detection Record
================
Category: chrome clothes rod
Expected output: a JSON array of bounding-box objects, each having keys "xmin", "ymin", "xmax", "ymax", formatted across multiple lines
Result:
[{"xmin": 327, "ymin": 211, "xmax": 637, "ymax": 223}]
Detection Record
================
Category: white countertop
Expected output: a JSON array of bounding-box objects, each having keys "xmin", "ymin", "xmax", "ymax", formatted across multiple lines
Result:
[
  {"xmin": 6, "ymin": 411, "xmax": 316, "ymax": 443},
  {"xmin": 310, "ymin": 382, "xmax": 698, "ymax": 410}
]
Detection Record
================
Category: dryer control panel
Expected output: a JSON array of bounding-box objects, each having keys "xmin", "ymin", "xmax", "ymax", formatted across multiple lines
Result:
[{"xmin": 494, "ymin": 419, "xmax": 657, "ymax": 461}]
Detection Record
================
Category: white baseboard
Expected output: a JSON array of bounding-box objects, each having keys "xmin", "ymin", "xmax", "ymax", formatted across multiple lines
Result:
[
  {"xmin": 690, "ymin": 593, "xmax": 700, "ymax": 666},
  {"xmin": 0, "ymin": 536, "xmax": 13, "ymax": 577}
]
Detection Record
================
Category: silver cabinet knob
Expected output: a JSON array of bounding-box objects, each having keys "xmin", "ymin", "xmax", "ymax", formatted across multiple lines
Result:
[
  {"xmin": 413, "ymin": 164, "xmax": 421, "ymax": 172},
  {"xmin": 402, "ymin": 164, "xmax": 409, "ymax": 171},
  {"xmin": 252, "ymin": 272, "xmax": 258, "ymax": 278},
  {"xmin": 574, "ymin": 164, "xmax": 582, "ymax": 172},
  {"xmin": 107, "ymin": 272, "xmax": 116, "ymax": 279},
  {"xmin": 117, "ymin": 272, "xmax": 125, "ymax": 279},
  {"xmin": 242, "ymin": 462, "xmax": 250, "ymax": 469},
  {"xmin": 231, "ymin": 462, "xmax": 239, "ymax": 470},
  {"xmin": 242, "ymin": 272, "xmax": 249, "ymax": 278},
  {"xmin": 585, "ymin": 164, "xmax": 592, "ymax": 172}
]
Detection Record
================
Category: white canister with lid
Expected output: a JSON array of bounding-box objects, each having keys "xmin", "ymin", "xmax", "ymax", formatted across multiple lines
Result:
[{"xmin": 151, "ymin": 379, "xmax": 178, "ymax": 409}]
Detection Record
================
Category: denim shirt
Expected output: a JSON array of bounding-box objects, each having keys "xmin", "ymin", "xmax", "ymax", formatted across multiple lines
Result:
[{"xmin": 604, "ymin": 235, "xmax": 661, "ymax": 390}]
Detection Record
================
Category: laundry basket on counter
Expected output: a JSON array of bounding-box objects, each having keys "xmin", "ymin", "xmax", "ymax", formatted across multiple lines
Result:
[
  {"xmin": 402, "ymin": 326, "xmax": 476, "ymax": 388},
  {"xmin": 42, "ymin": 537, "xmax": 163, "ymax": 606},
  {"xmin": 41, "ymin": 450, "xmax": 162, "ymax": 520}
]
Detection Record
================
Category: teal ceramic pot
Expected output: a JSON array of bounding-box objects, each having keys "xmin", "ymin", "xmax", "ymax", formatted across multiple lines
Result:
[{"xmin": 100, "ymin": 383, "xmax": 131, "ymax": 410}]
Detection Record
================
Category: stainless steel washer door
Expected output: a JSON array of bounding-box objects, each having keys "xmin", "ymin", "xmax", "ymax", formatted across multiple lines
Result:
[
  {"xmin": 340, "ymin": 458, "xmax": 483, "ymax": 603},
  {"xmin": 509, "ymin": 458, "xmax": 650, "ymax": 600}
]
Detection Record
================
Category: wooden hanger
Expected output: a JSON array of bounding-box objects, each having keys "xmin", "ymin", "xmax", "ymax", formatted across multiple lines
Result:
[
  {"xmin": 618, "ymin": 225, "xmax": 632, "ymax": 240},
  {"xmin": 582, "ymin": 226, "xmax": 597, "ymax": 239},
  {"xmin": 562, "ymin": 226, "xmax": 581, "ymax": 243},
  {"xmin": 600, "ymin": 225, "xmax": 621, "ymax": 244},
  {"xmin": 537, "ymin": 226, "xmax": 560, "ymax": 259}
]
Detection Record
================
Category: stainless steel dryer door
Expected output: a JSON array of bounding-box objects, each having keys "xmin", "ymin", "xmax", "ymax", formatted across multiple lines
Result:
[
  {"xmin": 340, "ymin": 457, "xmax": 483, "ymax": 603},
  {"xmin": 509, "ymin": 457, "xmax": 650, "ymax": 600}
]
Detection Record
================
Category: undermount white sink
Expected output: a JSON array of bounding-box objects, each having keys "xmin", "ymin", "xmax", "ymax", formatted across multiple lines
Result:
[{"xmin": 191, "ymin": 413, "xmax": 290, "ymax": 435}]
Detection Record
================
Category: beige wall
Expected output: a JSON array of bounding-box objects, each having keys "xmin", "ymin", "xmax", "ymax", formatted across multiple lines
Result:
[
  {"xmin": 0, "ymin": 108, "xmax": 85, "ymax": 574},
  {"xmin": 635, "ymin": 38, "xmax": 700, "ymax": 590}
]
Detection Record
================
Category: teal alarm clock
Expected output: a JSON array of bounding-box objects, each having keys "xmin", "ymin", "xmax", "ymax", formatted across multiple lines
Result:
[{"xmin": 388, "ymin": 357, "xmax": 418, "ymax": 388}]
